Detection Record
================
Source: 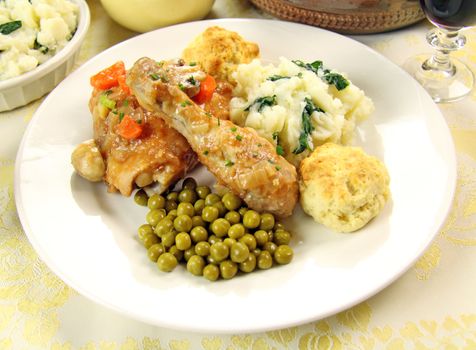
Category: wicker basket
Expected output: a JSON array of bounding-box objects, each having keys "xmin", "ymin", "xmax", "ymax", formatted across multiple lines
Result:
[{"xmin": 250, "ymin": 0, "xmax": 425, "ymax": 34}]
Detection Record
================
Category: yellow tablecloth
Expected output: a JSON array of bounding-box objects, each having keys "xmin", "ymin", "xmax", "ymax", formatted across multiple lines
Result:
[{"xmin": 1, "ymin": 1, "xmax": 476, "ymax": 349}]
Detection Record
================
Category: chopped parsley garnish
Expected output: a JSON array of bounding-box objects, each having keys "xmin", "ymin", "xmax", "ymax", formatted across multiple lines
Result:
[
  {"xmin": 225, "ymin": 160, "xmax": 234, "ymax": 167},
  {"xmin": 0, "ymin": 20, "xmax": 22, "ymax": 35},
  {"xmin": 123, "ymin": 100, "xmax": 129, "ymax": 107},
  {"xmin": 203, "ymin": 150, "xmax": 209, "ymax": 155},
  {"xmin": 189, "ymin": 62, "xmax": 197, "ymax": 66},
  {"xmin": 276, "ymin": 145, "xmax": 284, "ymax": 156},
  {"xmin": 178, "ymin": 83, "xmax": 185, "ymax": 91},
  {"xmin": 180, "ymin": 100, "xmax": 192, "ymax": 107},
  {"xmin": 292, "ymin": 59, "xmax": 349, "ymax": 90},
  {"xmin": 137, "ymin": 119, "xmax": 142, "ymax": 124},
  {"xmin": 99, "ymin": 94, "xmax": 116, "ymax": 110},
  {"xmin": 119, "ymin": 112, "xmax": 125, "ymax": 121},
  {"xmin": 267, "ymin": 75, "xmax": 290, "ymax": 81},
  {"xmin": 275, "ymin": 166, "xmax": 281, "ymax": 171},
  {"xmin": 150, "ymin": 73, "xmax": 160, "ymax": 81},
  {"xmin": 186, "ymin": 76, "xmax": 197, "ymax": 85},
  {"xmin": 33, "ymin": 39, "xmax": 48, "ymax": 54},
  {"xmin": 293, "ymin": 97, "xmax": 322, "ymax": 154},
  {"xmin": 235, "ymin": 135, "xmax": 242, "ymax": 141},
  {"xmin": 205, "ymin": 112, "xmax": 212, "ymax": 118},
  {"xmin": 244, "ymin": 95, "xmax": 277, "ymax": 112},
  {"xmin": 230, "ymin": 127, "xmax": 237, "ymax": 132}
]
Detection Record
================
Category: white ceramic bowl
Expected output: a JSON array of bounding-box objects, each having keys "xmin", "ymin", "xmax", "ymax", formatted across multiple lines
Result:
[{"xmin": 0, "ymin": 0, "xmax": 90, "ymax": 112}]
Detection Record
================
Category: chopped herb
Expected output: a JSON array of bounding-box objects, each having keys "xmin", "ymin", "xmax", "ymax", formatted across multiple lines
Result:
[
  {"xmin": 112, "ymin": 110, "xmax": 118, "ymax": 115},
  {"xmin": 33, "ymin": 39, "xmax": 48, "ymax": 54},
  {"xmin": 293, "ymin": 97, "xmax": 322, "ymax": 154},
  {"xmin": 292, "ymin": 59, "xmax": 323, "ymax": 74},
  {"xmin": 268, "ymin": 159, "xmax": 275, "ymax": 164},
  {"xmin": 225, "ymin": 160, "xmax": 234, "ymax": 167},
  {"xmin": 275, "ymin": 166, "xmax": 281, "ymax": 171},
  {"xmin": 267, "ymin": 75, "xmax": 290, "ymax": 81},
  {"xmin": 180, "ymin": 100, "xmax": 192, "ymax": 107},
  {"xmin": 119, "ymin": 112, "xmax": 125, "ymax": 121},
  {"xmin": 99, "ymin": 94, "xmax": 116, "ymax": 110},
  {"xmin": 205, "ymin": 112, "xmax": 212, "ymax": 118},
  {"xmin": 137, "ymin": 119, "xmax": 142, "ymax": 124},
  {"xmin": 217, "ymin": 118, "xmax": 220, "ymax": 126},
  {"xmin": 236, "ymin": 135, "xmax": 243, "ymax": 141},
  {"xmin": 160, "ymin": 75, "xmax": 169, "ymax": 83},
  {"xmin": 272, "ymin": 131, "xmax": 279, "ymax": 140},
  {"xmin": 0, "ymin": 20, "xmax": 22, "ymax": 35},
  {"xmin": 178, "ymin": 83, "xmax": 185, "ymax": 91},
  {"xmin": 230, "ymin": 127, "xmax": 237, "ymax": 132},
  {"xmin": 276, "ymin": 145, "xmax": 284, "ymax": 156},
  {"xmin": 156, "ymin": 61, "xmax": 164, "ymax": 67},
  {"xmin": 104, "ymin": 90, "xmax": 112, "ymax": 95},
  {"xmin": 297, "ymin": 72, "xmax": 303, "ymax": 78},
  {"xmin": 186, "ymin": 76, "xmax": 197, "ymax": 85},
  {"xmin": 123, "ymin": 100, "xmax": 129, "ymax": 107},
  {"xmin": 257, "ymin": 143, "xmax": 262, "ymax": 147},
  {"xmin": 150, "ymin": 73, "xmax": 160, "ymax": 81},
  {"xmin": 203, "ymin": 150, "xmax": 209, "ymax": 155},
  {"xmin": 189, "ymin": 62, "xmax": 197, "ymax": 66},
  {"xmin": 245, "ymin": 95, "xmax": 277, "ymax": 112},
  {"xmin": 323, "ymin": 72, "xmax": 349, "ymax": 90}
]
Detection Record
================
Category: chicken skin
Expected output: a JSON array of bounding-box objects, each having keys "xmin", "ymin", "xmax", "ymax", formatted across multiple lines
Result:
[
  {"xmin": 88, "ymin": 86, "xmax": 198, "ymax": 196},
  {"xmin": 127, "ymin": 57, "xmax": 299, "ymax": 217}
]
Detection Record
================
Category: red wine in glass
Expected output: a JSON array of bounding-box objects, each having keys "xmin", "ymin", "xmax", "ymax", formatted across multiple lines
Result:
[{"xmin": 420, "ymin": 0, "xmax": 476, "ymax": 29}]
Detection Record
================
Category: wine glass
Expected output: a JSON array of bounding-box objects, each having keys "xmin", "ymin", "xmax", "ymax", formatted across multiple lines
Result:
[{"xmin": 404, "ymin": 0, "xmax": 476, "ymax": 103}]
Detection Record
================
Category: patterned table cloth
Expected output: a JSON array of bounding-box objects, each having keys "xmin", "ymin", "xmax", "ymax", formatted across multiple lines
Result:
[{"xmin": 1, "ymin": 1, "xmax": 475, "ymax": 349}]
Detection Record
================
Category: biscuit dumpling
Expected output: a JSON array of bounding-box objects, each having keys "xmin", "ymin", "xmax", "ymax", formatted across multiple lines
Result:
[{"xmin": 299, "ymin": 143, "xmax": 390, "ymax": 232}]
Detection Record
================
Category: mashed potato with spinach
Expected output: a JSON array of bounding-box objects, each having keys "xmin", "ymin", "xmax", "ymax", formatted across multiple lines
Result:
[
  {"xmin": 0, "ymin": 0, "xmax": 79, "ymax": 81},
  {"xmin": 230, "ymin": 57, "xmax": 374, "ymax": 166}
]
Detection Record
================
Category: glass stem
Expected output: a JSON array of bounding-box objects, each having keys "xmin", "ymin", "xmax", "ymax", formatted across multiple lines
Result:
[{"xmin": 422, "ymin": 28, "xmax": 466, "ymax": 75}]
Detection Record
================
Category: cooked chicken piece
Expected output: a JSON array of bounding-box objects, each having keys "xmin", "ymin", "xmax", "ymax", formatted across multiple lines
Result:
[
  {"xmin": 127, "ymin": 57, "xmax": 299, "ymax": 217},
  {"xmin": 88, "ymin": 86, "xmax": 198, "ymax": 196}
]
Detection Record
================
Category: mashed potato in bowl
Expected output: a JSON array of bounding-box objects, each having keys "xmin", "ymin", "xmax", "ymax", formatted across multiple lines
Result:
[
  {"xmin": 0, "ymin": 0, "xmax": 79, "ymax": 81},
  {"xmin": 230, "ymin": 57, "xmax": 374, "ymax": 166}
]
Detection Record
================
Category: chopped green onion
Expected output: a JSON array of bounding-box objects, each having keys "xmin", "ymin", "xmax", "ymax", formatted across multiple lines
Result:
[
  {"xmin": 236, "ymin": 135, "xmax": 242, "ymax": 141},
  {"xmin": 225, "ymin": 160, "xmax": 234, "ymax": 167},
  {"xmin": 0, "ymin": 21, "xmax": 22, "ymax": 35},
  {"xmin": 100, "ymin": 94, "xmax": 116, "ymax": 110}
]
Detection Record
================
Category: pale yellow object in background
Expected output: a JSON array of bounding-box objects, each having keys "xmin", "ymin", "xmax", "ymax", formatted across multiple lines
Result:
[{"xmin": 100, "ymin": 0, "xmax": 215, "ymax": 32}]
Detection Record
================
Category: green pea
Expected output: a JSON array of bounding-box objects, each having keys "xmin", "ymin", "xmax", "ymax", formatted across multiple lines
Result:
[
  {"xmin": 203, "ymin": 264, "xmax": 219, "ymax": 281},
  {"xmin": 274, "ymin": 230, "xmax": 291, "ymax": 245},
  {"xmin": 254, "ymin": 230, "xmax": 269, "ymax": 247},
  {"xmin": 138, "ymin": 224, "xmax": 154, "ymax": 241},
  {"xmin": 175, "ymin": 232, "xmax": 192, "ymax": 250},
  {"xmin": 225, "ymin": 211, "xmax": 241, "ymax": 225},
  {"xmin": 274, "ymin": 222, "xmax": 286, "ymax": 231},
  {"xmin": 190, "ymin": 226, "xmax": 208, "ymax": 243},
  {"xmin": 178, "ymin": 188, "xmax": 197, "ymax": 203},
  {"xmin": 205, "ymin": 193, "xmax": 221, "ymax": 206},
  {"xmin": 165, "ymin": 199, "xmax": 178, "ymax": 212},
  {"xmin": 239, "ymin": 233, "xmax": 257, "ymax": 251},
  {"xmin": 147, "ymin": 243, "xmax": 165, "ymax": 262},
  {"xmin": 195, "ymin": 241, "xmax": 210, "ymax": 256},
  {"xmin": 228, "ymin": 223, "xmax": 245, "ymax": 240},
  {"xmin": 184, "ymin": 246, "xmax": 196, "ymax": 261},
  {"xmin": 206, "ymin": 255, "xmax": 219, "ymax": 265},
  {"xmin": 263, "ymin": 241, "xmax": 277, "ymax": 254},
  {"xmin": 174, "ymin": 215, "xmax": 193, "ymax": 232},
  {"xmin": 252, "ymin": 248, "xmax": 262, "ymax": 257},
  {"xmin": 221, "ymin": 192, "xmax": 242, "ymax": 211},
  {"xmin": 243, "ymin": 210, "xmax": 261, "ymax": 229},
  {"xmin": 230, "ymin": 242, "xmax": 250, "ymax": 263},
  {"xmin": 166, "ymin": 209, "xmax": 178, "ymax": 221},
  {"xmin": 134, "ymin": 189, "xmax": 148, "ymax": 206},
  {"xmin": 161, "ymin": 231, "xmax": 176, "ymax": 248},
  {"xmin": 220, "ymin": 260, "xmax": 238, "ymax": 279},
  {"xmin": 196, "ymin": 185, "xmax": 211, "ymax": 199},
  {"xmin": 238, "ymin": 207, "xmax": 248, "ymax": 216},
  {"xmin": 259, "ymin": 213, "xmax": 275, "ymax": 231},
  {"xmin": 146, "ymin": 209, "xmax": 166, "ymax": 226},
  {"xmin": 187, "ymin": 255, "xmax": 205, "ymax": 276},
  {"xmin": 274, "ymin": 245, "xmax": 293, "ymax": 265},
  {"xmin": 210, "ymin": 218, "xmax": 230, "ymax": 237},
  {"xmin": 177, "ymin": 202, "xmax": 195, "ymax": 217},
  {"xmin": 239, "ymin": 253, "xmax": 256, "ymax": 273},
  {"xmin": 208, "ymin": 235, "xmax": 222, "ymax": 245},
  {"xmin": 213, "ymin": 201, "xmax": 227, "ymax": 217},
  {"xmin": 223, "ymin": 237, "xmax": 236, "ymax": 248},
  {"xmin": 194, "ymin": 199, "xmax": 205, "ymax": 215},
  {"xmin": 202, "ymin": 206, "xmax": 219, "ymax": 222},
  {"xmin": 182, "ymin": 177, "xmax": 197, "ymax": 190},
  {"xmin": 191, "ymin": 215, "xmax": 206, "ymax": 228},
  {"xmin": 147, "ymin": 194, "xmax": 165, "ymax": 209},
  {"xmin": 210, "ymin": 242, "xmax": 229, "ymax": 262},
  {"xmin": 142, "ymin": 234, "xmax": 160, "ymax": 249},
  {"xmin": 157, "ymin": 252, "xmax": 178, "ymax": 272},
  {"xmin": 168, "ymin": 245, "xmax": 184, "ymax": 262},
  {"xmin": 166, "ymin": 192, "xmax": 178, "ymax": 201},
  {"xmin": 257, "ymin": 251, "xmax": 273, "ymax": 269},
  {"xmin": 155, "ymin": 217, "xmax": 174, "ymax": 237}
]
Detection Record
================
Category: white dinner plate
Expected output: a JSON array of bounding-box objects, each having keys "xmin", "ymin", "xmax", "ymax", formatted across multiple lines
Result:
[{"xmin": 15, "ymin": 19, "xmax": 456, "ymax": 333}]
